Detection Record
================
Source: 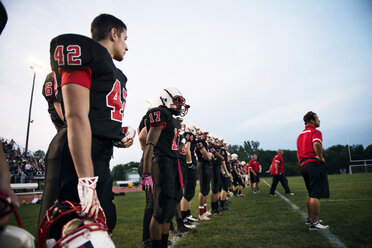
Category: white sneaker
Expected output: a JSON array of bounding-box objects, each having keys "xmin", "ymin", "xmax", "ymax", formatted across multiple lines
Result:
[
  {"xmin": 204, "ymin": 211, "xmax": 212, "ymax": 216},
  {"xmin": 198, "ymin": 214, "xmax": 210, "ymax": 221},
  {"xmin": 309, "ymin": 222, "xmax": 329, "ymax": 230},
  {"xmin": 186, "ymin": 215, "xmax": 199, "ymax": 222},
  {"xmin": 305, "ymin": 218, "xmax": 323, "ymax": 225},
  {"xmin": 286, "ymin": 192, "xmax": 295, "ymax": 196}
]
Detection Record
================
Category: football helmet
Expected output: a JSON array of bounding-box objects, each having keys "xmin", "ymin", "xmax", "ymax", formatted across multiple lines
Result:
[
  {"xmin": 231, "ymin": 154, "xmax": 239, "ymax": 161},
  {"xmin": 158, "ymin": 88, "xmax": 189, "ymax": 117},
  {"xmin": 38, "ymin": 201, "xmax": 114, "ymax": 248}
]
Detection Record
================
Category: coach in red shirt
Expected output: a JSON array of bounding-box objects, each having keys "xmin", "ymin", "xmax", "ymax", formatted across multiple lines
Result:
[
  {"xmin": 248, "ymin": 154, "xmax": 261, "ymax": 193},
  {"xmin": 296, "ymin": 111, "xmax": 329, "ymax": 230},
  {"xmin": 268, "ymin": 149, "xmax": 293, "ymax": 196}
]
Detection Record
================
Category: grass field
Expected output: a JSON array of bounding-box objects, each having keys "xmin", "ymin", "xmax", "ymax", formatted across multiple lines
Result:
[{"xmin": 8, "ymin": 173, "xmax": 372, "ymax": 248}]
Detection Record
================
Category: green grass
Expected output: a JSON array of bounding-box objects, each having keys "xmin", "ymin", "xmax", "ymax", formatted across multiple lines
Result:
[{"xmin": 8, "ymin": 174, "xmax": 372, "ymax": 247}]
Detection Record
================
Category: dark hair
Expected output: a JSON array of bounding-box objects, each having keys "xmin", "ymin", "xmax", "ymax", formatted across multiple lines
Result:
[
  {"xmin": 303, "ymin": 111, "xmax": 316, "ymax": 124},
  {"xmin": 91, "ymin": 14, "xmax": 127, "ymax": 41}
]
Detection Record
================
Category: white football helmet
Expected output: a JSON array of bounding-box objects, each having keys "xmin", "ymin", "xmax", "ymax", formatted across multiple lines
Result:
[
  {"xmin": 158, "ymin": 88, "xmax": 189, "ymax": 117},
  {"xmin": 38, "ymin": 201, "xmax": 115, "ymax": 248},
  {"xmin": 231, "ymin": 153, "xmax": 239, "ymax": 161},
  {"xmin": 241, "ymin": 161, "xmax": 246, "ymax": 165},
  {"xmin": 185, "ymin": 123, "xmax": 197, "ymax": 135}
]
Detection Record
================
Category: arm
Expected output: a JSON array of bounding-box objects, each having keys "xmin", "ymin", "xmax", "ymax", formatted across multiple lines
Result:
[
  {"xmin": 53, "ymin": 101, "xmax": 64, "ymax": 121},
  {"xmin": 275, "ymin": 162, "xmax": 279, "ymax": 175},
  {"xmin": 142, "ymin": 126, "xmax": 163, "ymax": 174},
  {"xmin": 200, "ymin": 147, "xmax": 213, "ymax": 161},
  {"xmin": 62, "ymin": 83, "xmax": 93, "ymax": 178},
  {"xmin": 313, "ymin": 142, "xmax": 325, "ymax": 163},
  {"xmin": 138, "ymin": 127, "xmax": 147, "ymax": 150},
  {"xmin": 185, "ymin": 141, "xmax": 192, "ymax": 163},
  {"xmin": 265, "ymin": 164, "xmax": 272, "ymax": 173},
  {"xmin": 0, "ymin": 147, "xmax": 19, "ymax": 207}
]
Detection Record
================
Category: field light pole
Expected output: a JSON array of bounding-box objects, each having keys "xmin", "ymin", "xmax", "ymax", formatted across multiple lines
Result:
[{"xmin": 24, "ymin": 65, "xmax": 37, "ymax": 156}]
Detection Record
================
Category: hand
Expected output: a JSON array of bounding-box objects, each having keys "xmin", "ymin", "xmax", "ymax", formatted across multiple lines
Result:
[
  {"xmin": 113, "ymin": 126, "xmax": 136, "ymax": 148},
  {"xmin": 265, "ymin": 170, "xmax": 270, "ymax": 174},
  {"xmin": 142, "ymin": 174, "xmax": 153, "ymax": 194},
  {"xmin": 77, "ymin": 177, "xmax": 105, "ymax": 221},
  {"xmin": 228, "ymin": 173, "xmax": 233, "ymax": 180}
]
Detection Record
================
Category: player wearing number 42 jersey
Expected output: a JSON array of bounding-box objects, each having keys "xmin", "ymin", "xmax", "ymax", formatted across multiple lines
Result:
[{"xmin": 38, "ymin": 14, "xmax": 133, "ymax": 246}]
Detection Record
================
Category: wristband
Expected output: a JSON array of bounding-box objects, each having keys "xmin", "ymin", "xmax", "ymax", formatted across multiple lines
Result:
[{"xmin": 145, "ymin": 143, "xmax": 154, "ymax": 147}]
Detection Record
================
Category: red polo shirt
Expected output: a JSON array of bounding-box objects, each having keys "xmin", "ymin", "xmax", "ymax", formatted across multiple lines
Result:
[
  {"xmin": 270, "ymin": 153, "xmax": 283, "ymax": 175},
  {"xmin": 296, "ymin": 124, "xmax": 323, "ymax": 166},
  {"xmin": 248, "ymin": 159, "xmax": 261, "ymax": 173}
]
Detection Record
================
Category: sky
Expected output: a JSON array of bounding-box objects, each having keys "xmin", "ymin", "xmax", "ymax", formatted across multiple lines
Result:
[{"xmin": 0, "ymin": 0, "xmax": 371, "ymax": 168}]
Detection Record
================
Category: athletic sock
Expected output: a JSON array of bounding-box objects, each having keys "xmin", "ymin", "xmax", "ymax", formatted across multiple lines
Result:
[
  {"xmin": 181, "ymin": 211, "xmax": 187, "ymax": 219},
  {"xmin": 151, "ymin": 239, "xmax": 161, "ymax": 248},
  {"xmin": 161, "ymin": 234, "xmax": 169, "ymax": 248},
  {"xmin": 187, "ymin": 209, "xmax": 191, "ymax": 217},
  {"xmin": 204, "ymin": 204, "xmax": 207, "ymax": 213},
  {"xmin": 199, "ymin": 206, "xmax": 204, "ymax": 216},
  {"xmin": 220, "ymin": 200, "xmax": 225, "ymax": 208}
]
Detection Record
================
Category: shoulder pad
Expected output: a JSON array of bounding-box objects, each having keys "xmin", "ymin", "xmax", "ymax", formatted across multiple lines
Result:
[
  {"xmin": 50, "ymin": 34, "xmax": 109, "ymax": 71},
  {"xmin": 146, "ymin": 107, "xmax": 170, "ymax": 127}
]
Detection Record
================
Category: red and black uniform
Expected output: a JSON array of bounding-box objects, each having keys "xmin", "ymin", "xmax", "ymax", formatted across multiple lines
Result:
[
  {"xmin": 219, "ymin": 148, "xmax": 230, "ymax": 192},
  {"xmin": 297, "ymin": 125, "xmax": 329, "ymax": 199},
  {"xmin": 196, "ymin": 139, "xmax": 211, "ymax": 196},
  {"xmin": 269, "ymin": 153, "xmax": 292, "ymax": 195},
  {"xmin": 42, "ymin": 72, "xmax": 65, "ymax": 132},
  {"xmin": 145, "ymin": 106, "xmax": 182, "ymax": 224},
  {"xmin": 40, "ymin": 34, "xmax": 127, "ymax": 234},
  {"xmin": 231, "ymin": 160, "xmax": 240, "ymax": 187},
  {"xmin": 183, "ymin": 132, "xmax": 197, "ymax": 202},
  {"xmin": 209, "ymin": 144, "xmax": 222, "ymax": 194},
  {"xmin": 248, "ymin": 159, "xmax": 261, "ymax": 183},
  {"xmin": 137, "ymin": 114, "xmax": 153, "ymax": 243},
  {"xmin": 178, "ymin": 134, "xmax": 187, "ymax": 202}
]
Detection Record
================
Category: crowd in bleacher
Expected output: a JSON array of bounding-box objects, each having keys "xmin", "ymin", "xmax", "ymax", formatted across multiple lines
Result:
[{"xmin": 1, "ymin": 137, "xmax": 45, "ymax": 183}]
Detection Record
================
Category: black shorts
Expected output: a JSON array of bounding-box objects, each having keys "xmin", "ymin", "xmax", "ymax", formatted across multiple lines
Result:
[
  {"xmin": 184, "ymin": 163, "xmax": 197, "ymax": 201},
  {"xmin": 210, "ymin": 165, "xmax": 222, "ymax": 194},
  {"xmin": 152, "ymin": 156, "xmax": 181, "ymax": 224},
  {"xmin": 220, "ymin": 173, "xmax": 230, "ymax": 191},
  {"xmin": 197, "ymin": 160, "xmax": 211, "ymax": 196},
  {"xmin": 301, "ymin": 161, "xmax": 329, "ymax": 199},
  {"xmin": 250, "ymin": 173, "xmax": 260, "ymax": 183}
]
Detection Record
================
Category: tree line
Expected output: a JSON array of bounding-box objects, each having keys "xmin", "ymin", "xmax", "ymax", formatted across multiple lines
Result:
[{"xmin": 110, "ymin": 140, "xmax": 372, "ymax": 180}]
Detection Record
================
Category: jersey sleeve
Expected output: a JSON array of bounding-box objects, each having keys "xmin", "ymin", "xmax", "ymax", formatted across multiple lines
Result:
[
  {"xmin": 50, "ymin": 34, "xmax": 98, "ymax": 88},
  {"xmin": 312, "ymin": 130, "xmax": 323, "ymax": 144},
  {"xmin": 146, "ymin": 108, "xmax": 169, "ymax": 128}
]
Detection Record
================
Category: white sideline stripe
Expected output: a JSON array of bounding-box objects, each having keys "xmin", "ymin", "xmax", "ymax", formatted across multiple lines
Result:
[{"xmin": 262, "ymin": 179, "xmax": 347, "ymax": 248}]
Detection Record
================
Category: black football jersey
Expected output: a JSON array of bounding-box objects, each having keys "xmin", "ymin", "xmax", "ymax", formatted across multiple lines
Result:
[
  {"xmin": 195, "ymin": 139, "xmax": 209, "ymax": 162},
  {"xmin": 145, "ymin": 106, "xmax": 179, "ymax": 159},
  {"xmin": 179, "ymin": 135, "xmax": 187, "ymax": 161},
  {"xmin": 42, "ymin": 72, "xmax": 65, "ymax": 131},
  {"xmin": 50, "ymin": 34, "xmax": 127, "ymax": 140},
  {"xmin": 209, "ymin": 144, "xmax": 221, "ymax": 166}
]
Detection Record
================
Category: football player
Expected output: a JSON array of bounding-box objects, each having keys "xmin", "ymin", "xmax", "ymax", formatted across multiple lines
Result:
[
  {"xmin": 195, "ymin": 128, "xmax": 213, "ymax": 220},
  {"xmin": 142, "ymin": 88, "xmax": 189, "ymax": 248},
  {"xmin": 39, "ymin": 14, "xmax": 131, "ymax": 242},
  {"xmin": 42, "ymin": 72, "xmax": 65, "ymax": 132},
  {"xmin": 180, "ymin": 123, "xmax": 199, "ymax": 223}
]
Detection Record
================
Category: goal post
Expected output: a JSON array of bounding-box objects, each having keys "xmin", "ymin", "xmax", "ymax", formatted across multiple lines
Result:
[{"xmin": 348, "ymin": 145, "xmax": 372, "ymax": 174}]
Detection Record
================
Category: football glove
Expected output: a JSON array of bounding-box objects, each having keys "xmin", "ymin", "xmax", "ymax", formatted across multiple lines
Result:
[
  {"xmin": 113, "ymin": 126, "xmax": 136, "ymax": 148},
  {"xmin": 77, "ymin": 177, "xmax": 105, "ymax": 222},
  {"xmin": 141, "ymin": 174, "xmax": 153, "ymax": 194}
]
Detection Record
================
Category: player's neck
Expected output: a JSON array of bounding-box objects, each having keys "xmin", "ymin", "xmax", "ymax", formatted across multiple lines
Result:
[{"xmin": 97, "ymin": 39, "xmax": 115, "ymax": 59}]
